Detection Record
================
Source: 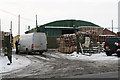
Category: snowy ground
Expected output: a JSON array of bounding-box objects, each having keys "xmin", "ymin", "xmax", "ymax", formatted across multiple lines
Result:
[
  {"xmin": 0, "ymin": 51, "xmax": 118, "ymax": 75},
  {"xmin": 47, "ymin": 52, "xmax": 119, "ymax": 61},
  {"xmin": 0, "ymin": 53, "xmax": 31, "ymax": 74},
  {"xmin": 1, "ymin": 51, "xmax": 119, "ymax": 78}
]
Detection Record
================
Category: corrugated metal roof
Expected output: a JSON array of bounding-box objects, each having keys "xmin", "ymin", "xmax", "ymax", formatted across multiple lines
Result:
[
  {"xmin": 40, "ymin": 19, "xmax": 100, "ymax": 28},
  {"xmin": 25, "ymin": 19, "xmax": 100, "ymax": 34}
]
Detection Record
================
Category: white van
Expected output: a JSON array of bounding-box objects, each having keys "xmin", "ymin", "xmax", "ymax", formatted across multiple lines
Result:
[{"xmin": 18, "ymin": 32, "xmax": 47, "ymax": 54}]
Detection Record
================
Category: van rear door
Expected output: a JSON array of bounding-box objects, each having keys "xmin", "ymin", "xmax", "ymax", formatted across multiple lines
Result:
[
  {"xmin": 33, "ymin": 33, "xmax": 47, "ymax": 51},
  {"xmin": 33, "ymin": 33, "xmax": 41, "ymax": 50},
  {"xmin": 39, "ymin": 33, "xmax": 47, "ymax": 50}
]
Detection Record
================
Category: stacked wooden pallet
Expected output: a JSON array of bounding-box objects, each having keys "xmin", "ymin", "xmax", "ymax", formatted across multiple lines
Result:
[
  {"xmin": 57, "ymin": 30, "xmax": 99, "ymax": 53},
  {"xmin": 57, "ymin": 34, "xmax": 76, "ymax": 53},
  {"xmin": 78, "ymin": 27, "xmax": 103, "ymax": 35}
]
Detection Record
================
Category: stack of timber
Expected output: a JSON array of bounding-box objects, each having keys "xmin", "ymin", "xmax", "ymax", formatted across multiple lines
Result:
[
  {"xmin": 78, "ymin": 27, "xmax": 104, "ymax": 35},
  {"xmin": 57, "ymin": 31, "xmax": 97, "ymax": 53},
  {"xmin": 76, "ymin": 30, "xmax": 97, "ymax": 43},
  {"xmin": 57, "ymin": 28, "xmax": 111, "ymax": 53},
  {"xmin": 79, "ymin": 27, "xmax": 117, "ymax": 43},
  {"xmin": 57, "ymin": 34, "xmax": 76, "ymax": 53}
]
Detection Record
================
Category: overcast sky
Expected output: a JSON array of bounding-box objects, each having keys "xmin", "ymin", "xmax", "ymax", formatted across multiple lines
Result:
[{"xmin": 0, "ymin": 0, "xmax": 119, "ymax": 36}]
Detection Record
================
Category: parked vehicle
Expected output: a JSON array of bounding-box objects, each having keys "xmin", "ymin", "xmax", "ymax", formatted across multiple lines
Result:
[
  {"xmin": 104, "ymin": 37, "xmax": 120, "ymax": 57},
  {"xmin": 18, "ymin": 32, "xmax": 47, "ymax": 54}
]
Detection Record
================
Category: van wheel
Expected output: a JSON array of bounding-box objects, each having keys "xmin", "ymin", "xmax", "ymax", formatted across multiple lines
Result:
[
  {"xmin": 17, "ymin": 50, "xmax": 20, "ymax": 54},
  {"xmin": 117, "ymin": 54, "xmax": 120, "ymax": 57},
  {"xmin": 39, "ymin": 52, "xmax": 43, "ymax": 55},
  {"xmin": 26, "ymin": 48, "xmax": 29, "ymax": 55},
  {"xmin": 117, "ymin": 52, "xmax": 120, "ymax": 57},
  {"xmin": 106, "ymin": 52, "xmax": 112, "ymax": 56}
]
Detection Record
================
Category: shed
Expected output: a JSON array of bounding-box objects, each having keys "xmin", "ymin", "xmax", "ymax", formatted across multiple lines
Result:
[{"xmin": 25, "ymin": 19, "xmax": 100, "ymax": 49}]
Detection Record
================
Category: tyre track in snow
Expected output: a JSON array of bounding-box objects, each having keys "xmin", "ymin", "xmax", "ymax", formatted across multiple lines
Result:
[
  {"xmin": 2, "ymin": 52, "xmax": 119, "ymax": 78},
  {"xmin": 2, "ymin": 54, "xmax": 53, "ymax": 78}
]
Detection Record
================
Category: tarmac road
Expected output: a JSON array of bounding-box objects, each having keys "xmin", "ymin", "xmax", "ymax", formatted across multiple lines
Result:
[
  {"xmin": 1, "ymin": 52, "xmax": 119, "ymax": 78},
  {"xmin": 67, "ymin": 71, "xmax": 119, "ymax": 78}
]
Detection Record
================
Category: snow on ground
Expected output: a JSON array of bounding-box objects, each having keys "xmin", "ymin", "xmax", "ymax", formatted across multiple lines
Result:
[
  {"xmin": 53, "ymin": 52, "xmax": 119, "ymax": 61},
  {"xmin": 0, "ymin": 53, "xmax": 31, "ymax": 73}
]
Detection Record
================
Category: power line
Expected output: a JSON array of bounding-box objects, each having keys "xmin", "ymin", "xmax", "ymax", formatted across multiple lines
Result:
[
  {"xmin": 0, "ymin": 9, "xmax": 34, "ymax": 22},
  {"xmin": 0, "ymin": 9, "xmax": 17, "ymax": 17},
  {"xmin": 21, "ymin": 16, "xmax": 34, "ymax": 22}
]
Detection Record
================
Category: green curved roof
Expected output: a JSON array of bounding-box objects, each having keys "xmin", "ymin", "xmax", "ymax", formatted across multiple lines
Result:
[
  {"xmin": 25, "ymin": 19, "xmax": 100, "ymax": 34},
  {"xmin": 40, "ymin": 19, "xmax": 100, "ymax": 27}
]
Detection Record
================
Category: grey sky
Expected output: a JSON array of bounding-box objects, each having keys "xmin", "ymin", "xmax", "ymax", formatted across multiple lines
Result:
[{"xmin": 0, "ymin": 0, "xmax": 119, "ymax": 36}]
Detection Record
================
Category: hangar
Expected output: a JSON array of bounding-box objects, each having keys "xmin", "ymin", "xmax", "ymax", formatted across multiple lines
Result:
[{"xmin": 25, "ymin": 19, "xmax": 102, "ymax": 49}]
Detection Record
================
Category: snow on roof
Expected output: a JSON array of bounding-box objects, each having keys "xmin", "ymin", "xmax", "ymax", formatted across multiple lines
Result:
[
  {"xmin": 62, "ymin": 34, "xmax": 75, "ymax": 36},
  {"xmin": 99, "ymin": 35, "xmax": 116, "ymax": 36},
  {"xmin": 108, "ymin": 29, "xmax": 118, "ymax": 33}
]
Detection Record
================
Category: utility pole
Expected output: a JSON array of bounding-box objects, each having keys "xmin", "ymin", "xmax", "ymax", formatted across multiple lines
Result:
[
  {"xmin": 0, "ymin": 19, "xmax": 1, "ymax": 31},
  {"xmin": 0, "ymin": 19, "xmax": 2, "ymax": 54},
  {"xmin": 10, "ymin": 21, "xmax": 12, "ymax": 35},
  {"xmin": 18, "ymin": 15, "xmax": 20, "ymax": 35},
  {"xmin": 10, "ymin": 21, "xmax": 13, "ymax": 45},
  {"xmin": 118, "ymin": 1, "xmax": 120, "ymax": 32},
  {"xmin": 112, "ymin": 20, "xmax": 113, "ymax": 32},
  {"xmin": 36, "ymin": 15, "xmax": 38, "ymax": 28},
  {"xmin": 0, "ymin": 19, "xmax": 1, "ymax": 36}
]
